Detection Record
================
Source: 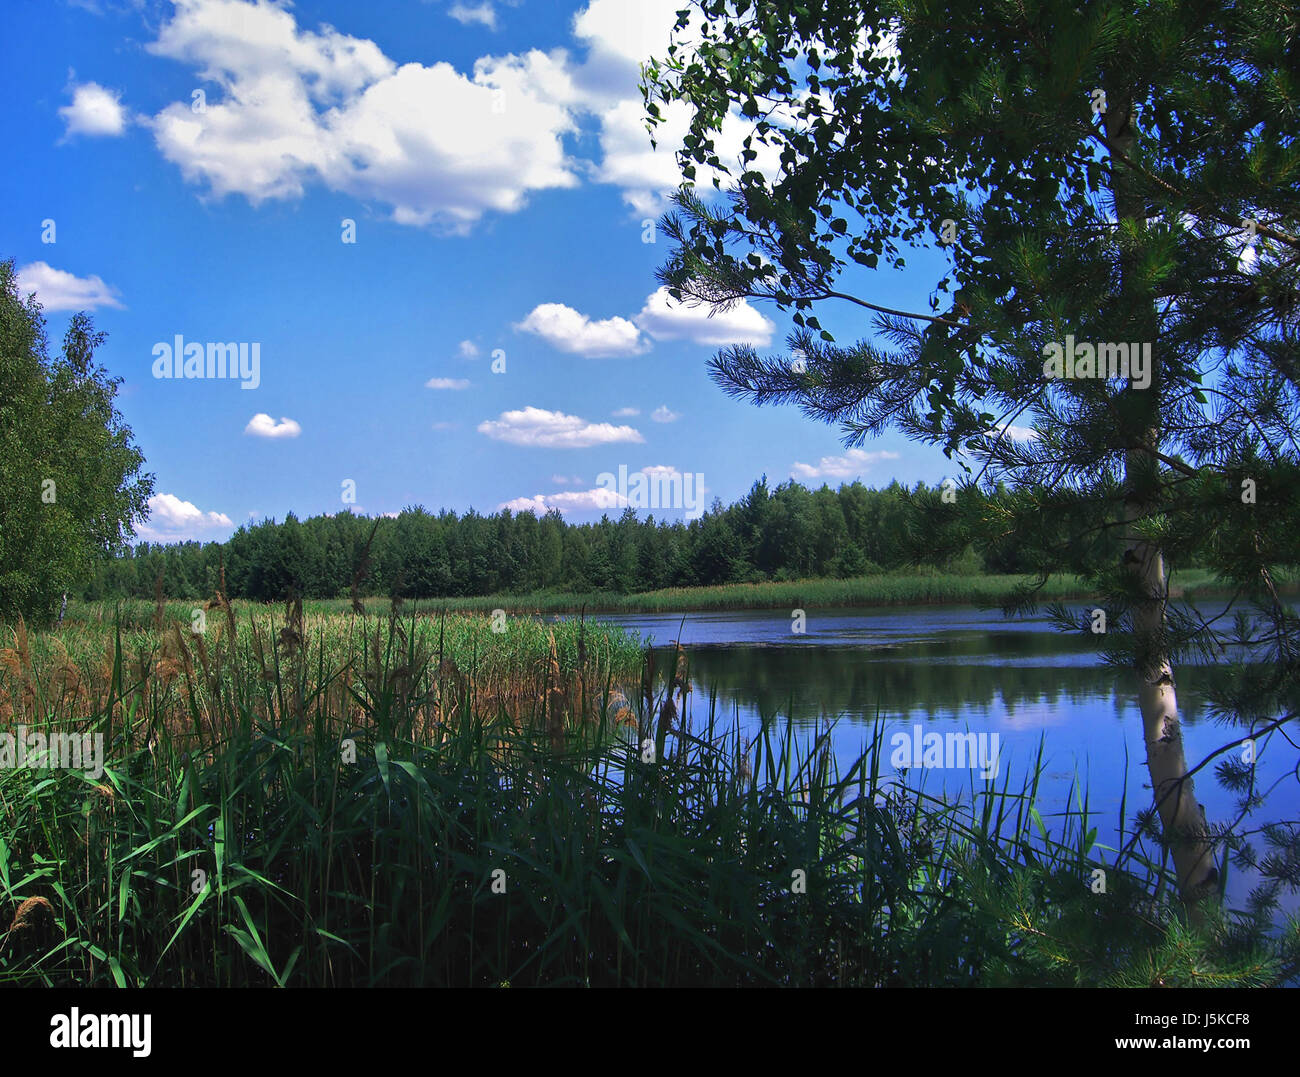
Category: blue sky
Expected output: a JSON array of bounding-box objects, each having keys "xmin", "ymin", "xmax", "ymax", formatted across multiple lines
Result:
[{"xmin": 2, "ymin": 0, "xmax": 955, "ymax": 543}]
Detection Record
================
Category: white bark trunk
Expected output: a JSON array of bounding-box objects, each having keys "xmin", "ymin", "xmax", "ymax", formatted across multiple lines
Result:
[
  {"xmin": 1123, "ymin": 514, "xmax": 1216, "ymax": 900},
  {"xmin": 1109, "ymin": 97, "xmax": 1217, "ymax": 904}
]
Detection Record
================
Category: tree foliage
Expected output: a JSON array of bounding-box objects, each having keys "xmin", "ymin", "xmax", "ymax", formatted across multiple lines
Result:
[
  {"xmin": 0, "ymin": 259, "xmax": 153, "ymax": 623},
  {"xmin": 642, "ymin": 0, "xmax": 1300, "ymax": 906}
]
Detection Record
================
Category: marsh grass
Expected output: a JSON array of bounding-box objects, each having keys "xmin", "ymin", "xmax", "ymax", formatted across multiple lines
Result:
[
  {"xmin": 68, "ymin": 569, "xmax": 1236, "ymax": 624},
  {"xmin": 1, "ymin": 602, "xmax": 1295, "ymax": 987}
]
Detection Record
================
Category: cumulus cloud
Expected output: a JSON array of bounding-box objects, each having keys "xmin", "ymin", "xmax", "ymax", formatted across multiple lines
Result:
[
  {"xmin": 425, "ymin": 376, "xmax": 470, "ymax": 389},
  {"xmin": 611, "ymin": 406, "xmax": 639, "ymax": 417},
  {"xmin": 651, "ymin": 405, "xmax": 678, "ymax": 423},
  {"xmin": 143, "ymin": 0, "xmax": 579, "ymax": 230},
  {"xmin": 568, "ymin": 1, "xmax": 787, "ymax": 214},
  {"xmin": 592, "ymin": 98, "xmax": 784, "ymax": 216},
  {"xmin": 635, "ymin": 287, "xmax": 775, "ymax": 347},
  {"xmin": 502, "ymin": 464, "xmax": 700, "ymax": 516},
  {"xmin": 518, "ymin": 287, "xmax": 774, "ymax": 359},
  {"xmin": 245, "ymin": 413, "xmax": 302, "ymax": 438},
  {"xmin": 457, "ymin": 339, "xmax": 480, "ymax": 358},
  {"xmin": 448, "ymin": 2, "xmax": 496, "ymax": 29},
  {"xmin": 14, "ymin": 262, "xmax": 123, "ymax": 311},
  {"xmin": 137, "ymin": 492, "xmax": 233, "ymax": 540},
  {"xmin": 59, "ymin": 81, "xmax": 128, "ymax": 138},
  {"xmin": 477, "ymin": 406, "xmax": 643, "ymax": 448},
  {"xmin": 515, "ymin": 302, "xmax": 646, "ymax": 358},
  {"xmin": 500, "ymin": 487, "xmax": 626, "ymax": 515},
  {"xmin": 791, "ymin": 448, "xmax": 900, "ymax": 480}
]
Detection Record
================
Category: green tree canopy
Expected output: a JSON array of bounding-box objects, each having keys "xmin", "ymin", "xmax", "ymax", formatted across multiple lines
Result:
[{"xmin": 0, "ymin": 259, "xmax": 153, "ymax": 622}]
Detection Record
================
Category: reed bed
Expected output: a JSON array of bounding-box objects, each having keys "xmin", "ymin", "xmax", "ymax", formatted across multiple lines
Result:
[
  {"xmin": 70, "ymin": 569, "xmax": 1235, "ymax": 623},
  {"xmin": 1, "ymin": 603, "xmax": 1294, "ymax": 987}
]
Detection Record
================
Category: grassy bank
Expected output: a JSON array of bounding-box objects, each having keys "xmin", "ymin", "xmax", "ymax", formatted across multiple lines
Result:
[
  {"xmin": 72, "ymin": 568, "xmax": 1238, "ymax": 624},
  {"xmin": 1, "ymin": 605, "xmax": 1295, "ymax": 986}
]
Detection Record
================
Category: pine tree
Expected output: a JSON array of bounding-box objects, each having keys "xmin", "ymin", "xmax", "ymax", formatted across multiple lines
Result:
[{"xmin": 643, "ymin": 0, "xmax": 1300, "ymax": 905}]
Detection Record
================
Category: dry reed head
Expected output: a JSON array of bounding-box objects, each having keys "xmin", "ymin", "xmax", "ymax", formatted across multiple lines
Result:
[
  {"xmin": 4, "ymin": 895, "xmax": 56, "ymax": 954},
  {"xmin": 606, "ymin": 689, "xmax": 637, "ymax": 729}
]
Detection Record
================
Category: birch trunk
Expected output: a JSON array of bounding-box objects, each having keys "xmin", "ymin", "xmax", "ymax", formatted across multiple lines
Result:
[{"xmin": 1108, "ymin": 97, "xmax": 1218, "ymax": 903}]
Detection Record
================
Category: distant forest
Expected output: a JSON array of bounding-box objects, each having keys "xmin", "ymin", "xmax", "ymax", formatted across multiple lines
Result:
[{"xmin": 86, "ymin": 477, "xmax": 1101, "ymax": 601}]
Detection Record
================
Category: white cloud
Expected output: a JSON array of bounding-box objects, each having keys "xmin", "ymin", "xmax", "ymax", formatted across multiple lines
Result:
[
  {"xmin": 502, "ymin": 464, "xmax": 698, "ymax": 515},
  {"xmin": 990, "ymin": 423, "xmax": 1039, "ymax": 443},
  {"xmin": 516, "ymin": 302, "xmax": 647, "ymax": 358},
  {"xmin": 592, "ymin": 97, "xmax": 784, "ymax": 216},
  {"xmin": 572, "ymin": 0, "xmax": 683, "ymax": 69},
  {"xmin": 432, "ymin": 420, "xmax": 459, "ymax": 430},
  {"xmin": 791, "ymin": 448, "xmax": 900, "ymax": 480},
  {"xmin": 611, "ymin": 406, "xmax": 639, "ymax": 417},
  {"xmin": 500, "ymin": 487, "xmax": 627, "ymax": 515},
  {"xmin": 651, "ymin": 405, "xmax": 678, "ymax": 423},
  {"xmin": 635, "ymin": 286, "xmax": 775, "ymax": 347},
  {"xmin": 144, "ymin": 0, "xmax": 579, "ymax": 230},
  {"xmin": 551, "ymin": 474, "xmax": 583, "ymax": 485},
  {"xmin": 477, "ymin": 406, "xmax": 643, "ymax": 448},
  {"xmin": 458, "ymin": 339, "xmax": 480, "ymax": 358},
  {"xmin": 137, "ymin": 492, "xmax": 234, "ymax": 540},
  {"xmin": 449, "ymin": 2, "xmax": 496, "ymax": 29},
  {"xmin": 59, "ymin": 82, "xmax": 128, "ymax": 138},
  {"xmin": 517, "ymin": 287, "xmax": 775, "ymax": 360},
  {"xmin": 244, "ymin": 413, "xmax": 302, "ymax": 438},
  {"xmin": 570, "ymin": 0, "xmax": 785, "ymax": 216},
  {"xmin": 14, "ymin": 262, "xmax": 123, "ymax": 311},
  {"xmin": 425, "ymin": 376, "xmax": 470, "ymax": 389}
]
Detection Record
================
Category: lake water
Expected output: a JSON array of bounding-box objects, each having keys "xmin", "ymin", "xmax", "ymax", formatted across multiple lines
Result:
[{"xmin": 587, "ymin": 604, "xmax": 1299, "ymax": 914}]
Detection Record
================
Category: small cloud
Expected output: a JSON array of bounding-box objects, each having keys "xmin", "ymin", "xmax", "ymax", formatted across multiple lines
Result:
[
  {"xmin": 612, "ymin": 406, "xmax": 639, "ymax": 417},
  {"xmin": 500, "ymin": 487, "xmax": 627, "ymax": 515},
  {"xmin": 458, "ymin": 339, "xmax": 480, "ymax": 359},
  {"xmin": 634, "ymin": 286, "xmax": 775, "ymax": 347},
  {"xmin": 137, "ymin": 492, "xmax": 233, "ymax": 541},
  {"xmin": 477, "ymin": 406, "xmax": 643, "ymax": 448},
  {"xmin": 59, "ymin": 81, "xmax": 128, "ymax": 138},
  {"xmin": 502, "ymin": 465, "xmax": 702, "ymax": 516},
  {"xmin": 245, "ymin": 414, "xmax": 302, "ymax": 439},
  {"xmin": 448, "ymin": 2, "xmax": 497, "ymax": 29},
  {"xmin": 990, "ymin": 423, "xmax": 1039, "ymax": 443},
  {"xmin": 14, "ymin": 261, "xmax": 123, "ymax": 311},
  {"xmin": 651, "ymin": 405, "xmax": 678, "ymax": 423},
  {"xmin": 791, "ymin": 448, "xmax": 900, "ymax": 480},
  {"xmin": 551, "ymin": 474, "xmax": 583, "ymax": 485},
  {"xmin": 425, "ymin": 377, "xmax": 470, "ymax": 389},
  {"xmin": 432, "ymin": 421, "xmax": 459, "ymax": 430},
  {"xmin": 516, "ymin": 302, "xmax": 647, "ymax": 358}
]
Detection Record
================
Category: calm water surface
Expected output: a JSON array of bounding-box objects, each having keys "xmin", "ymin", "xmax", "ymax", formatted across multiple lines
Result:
[{"xmin": 584, "ymin": 604, "xmax": 1298, "ymax": 913}]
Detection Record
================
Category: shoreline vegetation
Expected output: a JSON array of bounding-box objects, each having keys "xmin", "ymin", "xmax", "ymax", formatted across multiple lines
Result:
[
  {"xmin": 60, "ymin": 568, "xmax": 1255, "ymax": 626},
  {"xmin": 3, "ymin": 603, "xmax": 1294, "ymax": 986}
]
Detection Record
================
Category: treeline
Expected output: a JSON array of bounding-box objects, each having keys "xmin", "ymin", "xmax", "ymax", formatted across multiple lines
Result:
[{"xmin": 85, "ymin": 477, "xmax": 1072, "ymax": 603}]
